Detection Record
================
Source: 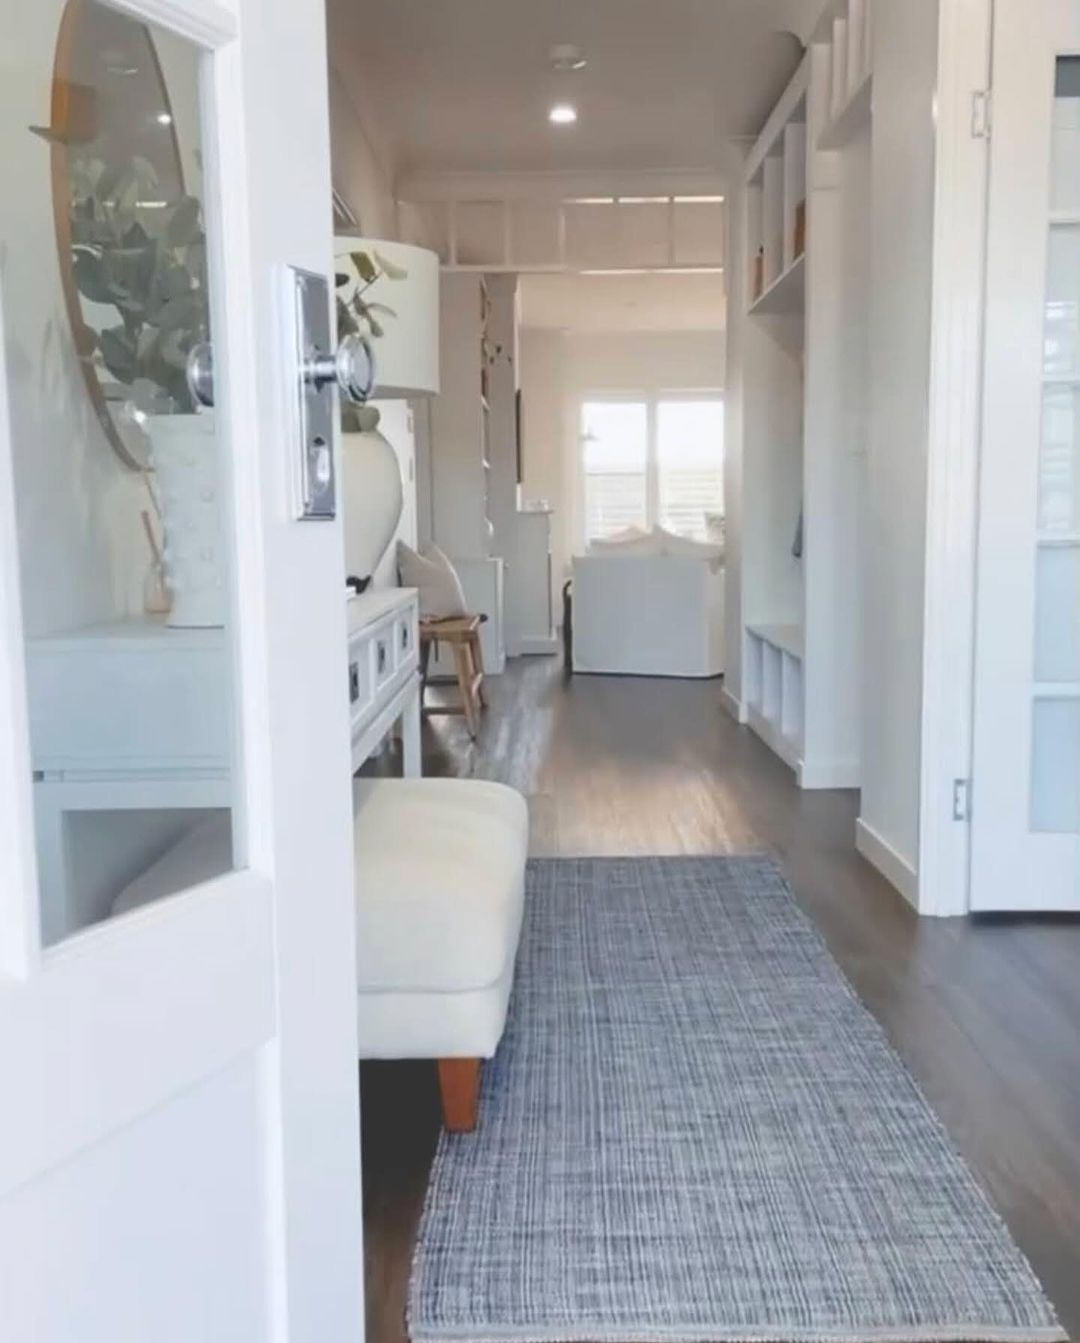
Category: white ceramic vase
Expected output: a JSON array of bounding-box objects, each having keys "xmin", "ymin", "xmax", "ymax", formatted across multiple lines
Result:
[
  {"xmin": 148, "ymin": 413, "xmax": 226, "ymax": 628},
  {"xmin": 342, "ymin": 426, "xmax": 404, "ymax": 585}
]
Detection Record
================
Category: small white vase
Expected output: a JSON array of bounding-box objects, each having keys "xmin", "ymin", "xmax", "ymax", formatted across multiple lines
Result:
[{"xmin": 148, "ymin": 413, "xmax": 226, "ymax": 628}]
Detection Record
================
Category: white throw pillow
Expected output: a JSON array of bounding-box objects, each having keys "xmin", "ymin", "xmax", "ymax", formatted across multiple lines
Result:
[
  {"xmin": 589, "ymin": 525, "xmax": 649, "ymax": 549},
  {"xmin": 397, "ymin": 541, "xmax": 468, "ymax": 620},
  {"xmin": 588, "ymin": 527, "xmax": 663, "ymax": 557},
  {"xmin": 651, "ymin": 526, "xmax": 725, "ymax": 569}
]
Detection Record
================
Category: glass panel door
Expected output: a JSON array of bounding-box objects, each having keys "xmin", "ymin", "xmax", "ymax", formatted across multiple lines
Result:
[
  {"xmin": 1033, "ymin": 56, "xmax": 1080, "ymax": 836},
  {"xmin": 3, "ymin": 0, "xmax": 237, "ymax": 945},
  {"xmin": 971, "ymin": 4, "xmax": 1080, "ymax": 910}
]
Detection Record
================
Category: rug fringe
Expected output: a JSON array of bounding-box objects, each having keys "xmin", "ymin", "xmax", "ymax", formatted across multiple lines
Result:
[{"xmin": 411, "ymin": 1327, "xmax": 1068, "ymax": 1343}]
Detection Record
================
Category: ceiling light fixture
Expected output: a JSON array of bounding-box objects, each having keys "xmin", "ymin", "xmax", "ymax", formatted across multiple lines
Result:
[
  {"xmin": 548, "ymin": 103, "xmax": 578, "ymax": 126},
  {"xmin": 550, "ymin": 43, "xmax": 587, "ymax": 72}
]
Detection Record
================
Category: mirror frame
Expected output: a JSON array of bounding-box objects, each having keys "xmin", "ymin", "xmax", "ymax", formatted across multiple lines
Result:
[{"xmin": 44, "ymin": 0, "xmax": 185, "ymax": 472}]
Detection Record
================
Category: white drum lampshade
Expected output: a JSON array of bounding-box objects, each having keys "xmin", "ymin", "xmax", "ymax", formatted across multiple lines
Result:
[{"xmin": 334, "ymin": 237, "xmax": 440, "ymax": 398}]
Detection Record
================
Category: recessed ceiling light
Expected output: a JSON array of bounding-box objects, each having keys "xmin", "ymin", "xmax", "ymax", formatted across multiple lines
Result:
[
  {"xmin": 550, "ymin": 43, "xmax": 587, "ymax": 72},
  {"xmin": 549, "ymin": 103, "xmax": 578, "ymax": 126},
  {"xmin": 155, "ymin": 112, "xmax": 173, "ymax": 125}
]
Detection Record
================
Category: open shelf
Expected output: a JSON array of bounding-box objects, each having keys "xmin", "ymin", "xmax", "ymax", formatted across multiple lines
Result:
[
  {"xmin": 749, "ymin": 253, "xmax": 806, "ymax": 316},
  {"xmin": 745, "ymin": 624, "xmax": 805, "ymax": 775},
  {"xmin": 746, "ymin": 622, "xmax": 805, "ymax": 660},
  {"xmin": 813, "ymin": 0, "xmax": 873, "ymax": 151},
  {"xmin": 734, "ymin": 2, "xmax": 873, "ymax": 793},
  {"xmin": 819, "ymin": 71, "xmax": 872, "ymax": 150}
]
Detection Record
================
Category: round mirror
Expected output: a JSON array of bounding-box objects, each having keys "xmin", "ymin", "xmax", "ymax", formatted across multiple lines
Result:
[{"xmin": 40, "ymin": 0, "xmax": 208, "ymax": 470}]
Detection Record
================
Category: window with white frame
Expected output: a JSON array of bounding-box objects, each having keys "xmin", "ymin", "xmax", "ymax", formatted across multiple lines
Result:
[{"xmin": 580, "ymin": 395, "xmax": 724, "ymax": 544}]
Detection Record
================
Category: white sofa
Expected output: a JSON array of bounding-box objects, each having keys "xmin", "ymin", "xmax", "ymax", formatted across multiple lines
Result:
[{"xmin": 572, "ymin": 539, "xmax": 726, "ymax": 678}]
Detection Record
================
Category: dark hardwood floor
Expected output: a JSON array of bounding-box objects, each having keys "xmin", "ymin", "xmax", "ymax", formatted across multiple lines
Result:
[{"xmin": 361, "ymin": 656, "xmax": 1080, "ymax": 1342}]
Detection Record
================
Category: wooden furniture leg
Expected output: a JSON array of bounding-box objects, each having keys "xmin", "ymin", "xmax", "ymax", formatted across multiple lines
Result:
[
  {"xmin": 418, "ymin": 636, "xmax": 433, "ymax": 713},
  {"xmin": 437, "ymin": 1057, "xmax": 481, "ymax": 1132},
  {"xmin": 470, "ymin": 628, "xmax": 487, "ymax": 707},
  {"xmin": 419, "ymin": 617, "xmax": 485, "ymax": 737},
  {"xmin": 453, "ymin": 639, "xmax": 481, "ymax": 738}
]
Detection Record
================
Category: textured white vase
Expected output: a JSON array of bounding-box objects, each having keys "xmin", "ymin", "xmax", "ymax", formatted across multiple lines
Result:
[
  {"xmin": 148, "ymin": 413, "xmax": 226, "ymax": 628},
  {"xmin": 342, "ymin": 427, "xmax": 404, "ymax": 584}
]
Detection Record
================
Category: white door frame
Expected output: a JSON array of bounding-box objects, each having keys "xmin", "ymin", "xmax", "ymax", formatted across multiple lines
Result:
[{"xmin": 916, "ymin": 0, "xmax": 993, "ymax": 917}]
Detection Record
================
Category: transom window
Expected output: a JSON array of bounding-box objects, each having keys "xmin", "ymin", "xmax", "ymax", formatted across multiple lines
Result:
[{"xmin": 580, "ymin": 395, "xmax": 724, "ymax": 543}]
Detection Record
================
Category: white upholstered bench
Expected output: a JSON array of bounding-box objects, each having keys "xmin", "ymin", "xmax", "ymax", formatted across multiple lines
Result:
[
  {"xmin": 111, "ymin": 776, "xmax": 527, "ymax": 1133},
  {"xmin": 352, "ymin": 776, "xmax": 527, "ymax": 1132}
]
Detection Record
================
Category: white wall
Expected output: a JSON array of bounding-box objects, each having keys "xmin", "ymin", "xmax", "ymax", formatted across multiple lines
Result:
[
  {"xmin": 518, "ymin": 328, "xmax": 568, "ymax": 585},
  {"xmin": 519, "ymin": 328, "xmax": 726, "ymax": 609},
  {"xmin": 860, "ymin": 0, "xmax": 941, "ymax": 878},
  {"xmin": 722, "ymin": 149, "xmax": 748, "ymax": 705},
  {"xmin": 327, "ymin": 65, "xmax": 398, "ymax": 239}
]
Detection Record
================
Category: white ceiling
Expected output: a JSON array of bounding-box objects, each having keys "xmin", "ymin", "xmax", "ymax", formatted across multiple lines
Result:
[
  {"xmin": 326, "ymin": 0, "xmax": 816, "ymax": 179},
  {"xmin": 519, "ymin": 272, "xmax": 726, "ymax": 334}
]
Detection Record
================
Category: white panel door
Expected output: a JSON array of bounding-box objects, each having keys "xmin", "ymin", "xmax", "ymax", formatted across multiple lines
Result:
[
  {"xmin": 972, "ymin": 0, "xmax": 1080, "ymax": 911},
  {"xmin": 0, "ymin": 0, "xmax": 364, "ymax": 1338}
]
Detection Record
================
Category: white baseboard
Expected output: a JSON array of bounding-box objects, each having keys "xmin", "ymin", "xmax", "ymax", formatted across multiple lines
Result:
[
  {"xmin": 798, "ymin": 759, "xmax": 861, "ymax": 791},
  {"xmin": 720, "ymin": 686, "xmax": 746, "ymax": 724},
  {"xmin": 516, "ymin": 636, "xmax": 560, "ymax": 656},
  {"xmin": 855, "ymin": 818, "xmax": 918, "ymax": 909}
]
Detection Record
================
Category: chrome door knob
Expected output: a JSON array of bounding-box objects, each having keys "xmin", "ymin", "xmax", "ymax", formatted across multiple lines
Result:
[
  {"xmin": 185, "ymin": 341, "xmax": 215, "ymax": 408},
  {"xmin": 184, "ymin": 332, "xmax": 376, "ymax": 410},
  {"xmin": 304, "ymin": 334, "xmax": 376, "ymax": 404}
]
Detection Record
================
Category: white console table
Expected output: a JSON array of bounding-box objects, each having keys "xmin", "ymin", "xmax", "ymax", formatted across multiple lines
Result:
[
  {"xmin": 346, "ymin": 587, "xmax": 421, "ymax": 775},
  {"xmin": 26, "ymin": 587, "xmax": 420, "ymax": 940}
]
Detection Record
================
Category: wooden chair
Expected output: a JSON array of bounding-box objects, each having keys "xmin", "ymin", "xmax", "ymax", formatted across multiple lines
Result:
[{"xmin": 419, "ymin": 615, "xmax": 487, "ymax": 738}]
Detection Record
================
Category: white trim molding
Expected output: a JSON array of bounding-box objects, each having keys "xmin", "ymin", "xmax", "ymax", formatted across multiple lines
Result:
[
  {"xmin": 720, "ymin": 686, "xmax": 747, "ymax": 724},
  {"xmin": 856, "ymin": 819, "xmax": 919, "ymax": 910},
  {"xmin": 108, "ymin": 0, "xmax": 237, "ymax": 47},
  {"xmin": 917, "ymin": 0, "xmax": 992, "ymax": 918},
  {"xmin": 398, "ymin": 167, "xmax": 726, "ymax": 204}
]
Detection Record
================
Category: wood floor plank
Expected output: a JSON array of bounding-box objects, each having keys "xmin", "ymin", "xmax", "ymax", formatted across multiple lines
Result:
[{"xmin": 360, "ymin": 659, "xmax": 1080, "ymax": 1341}]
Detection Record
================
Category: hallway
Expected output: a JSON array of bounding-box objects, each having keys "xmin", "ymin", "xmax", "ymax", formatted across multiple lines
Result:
[{"xmin": 361, "ymin": 659, "xmax": 1080, "ymax": 1342}]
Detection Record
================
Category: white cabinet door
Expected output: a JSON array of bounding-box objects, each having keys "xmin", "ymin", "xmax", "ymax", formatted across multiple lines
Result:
[
  {"xmin": 971, "ymin": 0, "xmax": 1080, "ymax": 911},
  {"xmin": 0, "ymin": 0, "xmax": 364, "ymax": 1338}
]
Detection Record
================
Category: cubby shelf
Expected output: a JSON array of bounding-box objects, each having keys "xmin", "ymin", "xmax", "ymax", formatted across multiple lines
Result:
[
  {"xmin": 819, "ymin": 71, "xmax": 872, "ymax": 150},
  {"xmin": 734, "ymin": 2, "xmax": 873, "ymax": 790},
  {"xmin": 749, "ymin": 253, "xmax": 806, "ymax": 316},
  {"xmin": 745, "ymin": 624, "xmax": 806, "ymax": 774},
  {"xmin": 746, "ymin": 622, "xmax": 805, "ymax": 660}
]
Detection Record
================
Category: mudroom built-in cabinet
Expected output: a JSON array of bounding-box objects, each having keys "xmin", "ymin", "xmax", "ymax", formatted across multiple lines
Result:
[{"xmin": 733, "ymin": 0, "xmax": 873, "ymax": 791}]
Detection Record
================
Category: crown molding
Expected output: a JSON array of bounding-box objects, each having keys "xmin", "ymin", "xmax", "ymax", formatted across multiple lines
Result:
[{"xmin": 397, "ymin": 167, "xmax": 727, "ymax": 204}]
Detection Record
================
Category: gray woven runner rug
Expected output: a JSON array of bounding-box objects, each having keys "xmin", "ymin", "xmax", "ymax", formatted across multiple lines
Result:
[{"xmin": 408, "ymin": 856, "xmax": 1063, "ymax": 1343}]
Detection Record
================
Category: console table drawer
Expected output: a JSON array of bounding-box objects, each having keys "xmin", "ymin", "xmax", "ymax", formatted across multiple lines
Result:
[{"xmin": 347, "ymin": 591, "xmax": 419, "ymax": 746}]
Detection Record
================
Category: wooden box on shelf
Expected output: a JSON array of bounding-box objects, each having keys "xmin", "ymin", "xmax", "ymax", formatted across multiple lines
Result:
[{"xmin": 793, "ymin": 200, "xmax": 807, "ymax": 260}]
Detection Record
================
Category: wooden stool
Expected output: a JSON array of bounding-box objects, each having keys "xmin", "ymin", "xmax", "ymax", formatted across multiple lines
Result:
[{"xmin": 419, "ymin": 615, "xmax": 487, "ymax": 739}]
